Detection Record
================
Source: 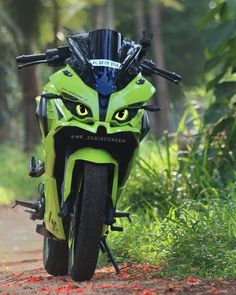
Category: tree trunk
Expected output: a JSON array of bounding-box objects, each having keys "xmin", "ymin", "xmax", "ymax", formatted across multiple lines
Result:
[
  {"xmin": 21, "ymin": 43, "xmax": 40, "ymax": 151},
  {"xmin": 104, "ymin": 0, "xmax": 115, "ymax": 29},
  {"xmin": 52, "ymin": 0, "xmax": 60, "ymax": 47},
  {"xmin": 91, "ymin": 4, "xmax": 104, "ymax": 29},
  {"xmin": 135, "ymin": 0, "xmax": 146, "ymax": 40},
  {"xmin": 93, "ymin": 0, "xmax": 115, "ymax": 30},
  {"xmin": 0, "ymin": 90, "xmax": 9, "ymax": 143},
  {"xmin": 0, "ymin": 42, "xmax": 10, "ymax": 142},
  {"xmin": 149, "ymin": 0, "xmax": 170, "ymax": 136}
]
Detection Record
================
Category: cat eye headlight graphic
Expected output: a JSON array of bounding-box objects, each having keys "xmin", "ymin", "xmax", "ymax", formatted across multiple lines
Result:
[
  {"xmin": 114, "ymin": 109, "xmax": 129, "ymax": 121},
  {"xmin": 76, "ymin": 104, "xmax": 89, "ymax": 117}
]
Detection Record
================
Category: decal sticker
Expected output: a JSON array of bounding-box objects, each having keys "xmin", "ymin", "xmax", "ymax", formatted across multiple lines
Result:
[
  {"xmin": 90, "ymin": 59, "xmax": 121, "ymax": 69},
  {"xmin": 71, "ymin": 134, "xmax": 126, "ymax": 143}
]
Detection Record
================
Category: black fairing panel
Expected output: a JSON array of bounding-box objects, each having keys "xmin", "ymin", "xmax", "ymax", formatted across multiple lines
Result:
[
  {"xmin": 140, "ymin": 111, "xmax": 150, "ymax": 141},
  {"xmin": 53, "ymin": 126, "xmax": 139, "ymax": 193},
  {"xmin": 35, "ymin": 96, "xmax": 48, "ymax": 136}
]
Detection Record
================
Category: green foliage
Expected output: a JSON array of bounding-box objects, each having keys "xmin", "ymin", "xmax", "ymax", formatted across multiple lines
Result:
[
  {"xmin": 123, "ymin": 132, "xmax": 234, "ymax": 212},
  {"xmin": 202, "ymin": 0, "xmax": 236, "ymax": 125},
  {"xmin": 162, "ymin": 0, "xmax": 209, "ymax": 87},
  {"xmin": 104, "ymin": 194, "xmax": 236, "ymax": 278},
  {"xmin": 0, "ymin": 145, "xmax": 41, "ymax": 204},
  {"xmin": 153, "ymin": 0, "xmax": 183, "ymax": 11},
  {"xmin": 200, "ymin": 1, "xmax": 236, "ymax": 200},
  {"xmin": 207, "ymin": 21, "xmax": 236, "ymax": 52},
  {"xmin": 159, "ymin": 195, "xmax": 236, "ymax": 278}
]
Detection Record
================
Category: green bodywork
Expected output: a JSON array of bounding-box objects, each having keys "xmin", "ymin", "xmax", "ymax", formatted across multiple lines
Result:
[{"xmin": 38, "ymin": 65, "xmax": 155, "ymax": 240}]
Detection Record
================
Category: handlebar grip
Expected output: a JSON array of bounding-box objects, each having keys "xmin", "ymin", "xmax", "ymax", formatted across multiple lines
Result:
[
  {"xmin": 16, "ymin": 53, "xmax": 46, "ymax": 63},
  {"xmin": 156, "ymin": 67, "xmax": 182, "ymax": 82}
]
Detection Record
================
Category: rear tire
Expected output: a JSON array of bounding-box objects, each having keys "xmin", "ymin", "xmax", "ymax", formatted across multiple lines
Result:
[
  {"xmin": 43, "ymin": 237, "xmax": 68, "ymax": 276},
  {"xmin": 69, "ymin": 162, "xmax": 108, "ymax": 281}
]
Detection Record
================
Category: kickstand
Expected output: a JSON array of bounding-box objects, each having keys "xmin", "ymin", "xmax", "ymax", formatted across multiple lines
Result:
[{"xmin": 100, "ymin": 237, "xmax": 121, "ymax": 274}]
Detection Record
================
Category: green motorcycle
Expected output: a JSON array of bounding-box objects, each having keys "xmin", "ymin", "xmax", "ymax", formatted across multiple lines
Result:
[{"xmin": 14, "ymin": 29, "xmax": 181, "ymax": 281}]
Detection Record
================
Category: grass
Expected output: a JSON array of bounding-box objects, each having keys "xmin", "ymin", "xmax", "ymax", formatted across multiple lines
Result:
[
  {"xmin": 101, "ymin": 188, "xmax": 236, "ymax": 278},
  {"xmin": 100, "ymin": 107, "xmax": 236, "ymax": 278},
  {"xmin": 0, "ymin": 144, "xmax": 42, "ymax": 204}
]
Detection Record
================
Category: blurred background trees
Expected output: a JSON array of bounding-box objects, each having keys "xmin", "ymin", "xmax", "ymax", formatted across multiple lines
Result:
[
  {"xmin": 0, "ymin": 0, "xmax": 211, "ymax": 149},
  {"xmin": 3, "ymin": 0, "xmax": 44, "ymax": 151}
]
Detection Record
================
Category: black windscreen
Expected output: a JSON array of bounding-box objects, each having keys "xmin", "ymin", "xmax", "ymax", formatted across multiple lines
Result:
[{"xmin": 67, "ymin": 29, "xmax": 142, "ymax": 95}]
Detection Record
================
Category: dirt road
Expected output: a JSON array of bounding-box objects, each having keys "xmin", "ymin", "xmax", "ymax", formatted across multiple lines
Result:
[{"xmin": 1, "ymin": 206, "xmax": 236, "ymax": 295}]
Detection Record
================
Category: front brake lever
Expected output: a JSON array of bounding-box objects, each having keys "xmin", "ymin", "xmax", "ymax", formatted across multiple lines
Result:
[
  {"xmin": 141, "ymin": 59, "xmax": 182, "ymax": 84},
  {"xmin": 129, "ymin": 105, "xmax": 161, "ymax": 112},
  {"xmin": 141, "ymin": 105, "xmax": 161, "ymax": 112}
]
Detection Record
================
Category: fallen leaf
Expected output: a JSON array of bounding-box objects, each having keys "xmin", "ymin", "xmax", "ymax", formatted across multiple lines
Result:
[
  {"xmin": 26, "ymin": 276, "xmax": 44, "ymax": 283},
  {"xmin": 53, "ymin": 282, "xmax": 84, "ymax": 294},
  {"xmin": 118, "ymin": 272, "xmax": 129, "ymax": 279},
  {"xmin": 93, "ymin": 273, "xmax": 105, "ymax": 279},
  {"xmin": 142, "ymin": 289, "xmax": 157, "ymax": 295},
  {"xmin": 54, "ymin": 286, "xmax": 84, "ymax": 294},
  {"xmin": 142, "ymin": 265, "xmax": 150, "ymax": 271},
  {"xmin": 184, "ymin": 276, "xmax": 202, "ymax": 284},
  {"xmin": 116, "ymin": 285, "xmax": 130, "ymax": 289},
  {"xmin": 39, "ymin": 287, "xmax": 51, "ymax": 292},
  {"xmin": 208, "ymin": 287, "xmax": 220, "ymax": 294},
  {"xmin": 99, "ymin": 285, "xmax": 113, "ymax": 289},
  {"xmin": 131, "ymin": 283, "xmax": 141, "ymax": 289}
]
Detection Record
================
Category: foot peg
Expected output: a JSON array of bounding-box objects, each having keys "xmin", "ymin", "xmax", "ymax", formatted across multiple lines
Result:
[
  {"xmin": 110, "ymin": 211, "xmax": 131, "ymax": 231},
  {"xmin": 111, "ymin": 225, "xmax": 123, "ymax": 232},
  {"xmin": 29, "ymin": 156, "xmax": 45, "ymax": 178},
  {"xmin": 114, "ymin": 211, "xmax": 132, "ymax": 222},
  {"xmin": 12, "ymin": 199, "xmax": 45, "ymax": 220}
]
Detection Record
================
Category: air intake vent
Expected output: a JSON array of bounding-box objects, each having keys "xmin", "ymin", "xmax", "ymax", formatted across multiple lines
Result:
[{"xmin": 97, "ymin": 126, "xmax": 107, "ymax": 135}]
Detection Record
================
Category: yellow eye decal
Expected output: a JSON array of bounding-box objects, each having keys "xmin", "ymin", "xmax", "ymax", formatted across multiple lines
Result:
[
  {"xmin": 115, "ymin": 109, "xmax": 129, "ymax": 121},
  {"xmin": 76, "ymin": 104, "xmax": 89, "ymax": 117}
]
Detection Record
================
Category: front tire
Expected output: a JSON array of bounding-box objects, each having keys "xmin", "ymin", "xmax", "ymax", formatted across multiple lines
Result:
[{"xmin": 69, "ymin": 162, "xmax": 108, "ymax": 281}]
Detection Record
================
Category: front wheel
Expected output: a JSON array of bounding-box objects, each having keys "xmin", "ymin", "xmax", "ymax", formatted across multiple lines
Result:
[{"xmin": 69, "ymin": 162, "xmax": 108, "ymax": 281}]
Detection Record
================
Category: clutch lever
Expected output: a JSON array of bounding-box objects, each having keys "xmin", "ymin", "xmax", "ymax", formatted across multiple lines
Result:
[{"xmin": 18, "ymin": 60, "xmax": 48, "ymax": 69}]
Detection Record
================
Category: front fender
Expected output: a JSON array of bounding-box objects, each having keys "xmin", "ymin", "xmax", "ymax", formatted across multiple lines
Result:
[{"xmin": 63, "ymin": 148, "xmax": 119, "ymax": 204}]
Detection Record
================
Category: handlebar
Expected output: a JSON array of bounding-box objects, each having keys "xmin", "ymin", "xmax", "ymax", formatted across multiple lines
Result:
[
  {"xmin": 141, "ymin": 59, "xmax": 182, "ymax": 84},
  {"xmin": 16, "ymin": 46, "xmax": 71, "ymax": 69},
  {"xmin": 16, "ymin": 53, "xmax": 46, "ymax": 64},
  {"xmin": 16, "ymin": 48, "xmax": 182, "ymax": 84}
]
